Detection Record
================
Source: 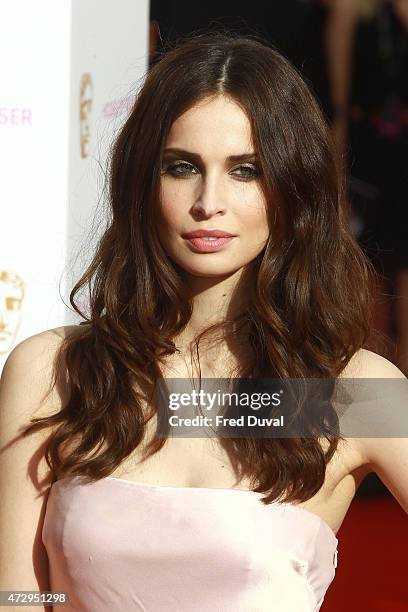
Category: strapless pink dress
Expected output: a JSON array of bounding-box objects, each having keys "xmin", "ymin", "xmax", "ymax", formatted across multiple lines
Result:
[{"xmin": 42, "ymin": 475, "xmax": 338, "ymax": 611}]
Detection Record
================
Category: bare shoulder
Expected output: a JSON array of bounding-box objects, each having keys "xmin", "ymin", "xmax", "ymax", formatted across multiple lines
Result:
[
  {"xmin": 0, "ymin": 324, "xmax": 82, "ymax": 419},
  {"xmin": 0, "ymin": 324, "xmax": 83, "ymax": 486},
  {"xmin": 2, "ymin": 324, "xmax": 82, "ymax": 366},
  {"xmin": 2, "ymin": 324, "xmax": 80, "ymax": 361},
  {"xmin": 338, "ymin": 349, "xmax": 407, "ymax": 500},
  {"xmin": 340, "ymin": 348, "xmax": 406, "ymax": 380}
]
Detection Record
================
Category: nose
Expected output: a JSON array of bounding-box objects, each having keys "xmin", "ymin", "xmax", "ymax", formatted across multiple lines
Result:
[{"xmin": 191, "ymin": 171, "xmax": 227, "ymax": 218}]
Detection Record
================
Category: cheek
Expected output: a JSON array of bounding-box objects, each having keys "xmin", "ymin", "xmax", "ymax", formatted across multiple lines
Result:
[
  {"xmin": 235, "ymin": 183, "xmax": 267, "ymax": 215},
  {"xmin": 158, "ymin": 198, "xmax": 180, "ymax": 229},
  {"xmin": 159, "ymin": 183, "xmax": 188, "ymax": 227},
  {"xmin": 159, "ymin": 202, "xmax": 177, "ymax": 227},
  {"xmin": 238, "ymin": 199, "xmax": 269, "ymax": 231}
]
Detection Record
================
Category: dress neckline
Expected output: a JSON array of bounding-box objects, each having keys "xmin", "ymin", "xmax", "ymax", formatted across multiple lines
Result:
[{"xmin": 52, "ymin": 475, "xmax": 338, "ymax": 544}]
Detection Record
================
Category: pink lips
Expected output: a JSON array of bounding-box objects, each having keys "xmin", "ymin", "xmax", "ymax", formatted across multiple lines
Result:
[
  {"xmin": 184, "ymin": 236, "xmax": 236, "ymax": 252},
  {"xmin": 182, "ymin": 228, "xmax": 237, "ymax": 253}
]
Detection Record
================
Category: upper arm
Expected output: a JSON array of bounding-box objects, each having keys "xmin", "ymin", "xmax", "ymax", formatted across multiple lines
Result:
[
  {"xmin": 342, "ymin": 349, "xmax": 408, "ymax": 513},
  {"xmin": 0, "ymin": 329, "xmax": 67, "ymax": 609}
]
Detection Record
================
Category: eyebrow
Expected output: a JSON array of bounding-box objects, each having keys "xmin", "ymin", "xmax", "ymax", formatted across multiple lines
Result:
[{"xmin": 163, "ymin": 147, "xmax": 259, "ymax": 163}]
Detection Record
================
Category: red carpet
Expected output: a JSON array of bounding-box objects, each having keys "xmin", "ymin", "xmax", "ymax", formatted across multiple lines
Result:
[{"xmin": 321, "ymin": 495, "xmax": 408, "ymax": 611}]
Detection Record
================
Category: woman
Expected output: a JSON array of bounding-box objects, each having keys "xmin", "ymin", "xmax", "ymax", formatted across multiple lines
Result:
[{"xmin": 0, "ymin": 31, "xmax": 407, "ymax": 612}]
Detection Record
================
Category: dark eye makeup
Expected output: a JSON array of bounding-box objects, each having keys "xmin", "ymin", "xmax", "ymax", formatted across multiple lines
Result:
[{"xmin": 161, "ymin": 161, "xmax": 261, "ymax": 180}]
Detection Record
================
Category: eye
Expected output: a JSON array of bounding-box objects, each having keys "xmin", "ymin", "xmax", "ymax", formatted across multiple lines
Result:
[
  {"xmin": 232, "ymin": 165, "xmax": 261, "ymax": 180},
  {"xmin": 162, "ymin": 162, "xmax": 197, "ymax": 177}
]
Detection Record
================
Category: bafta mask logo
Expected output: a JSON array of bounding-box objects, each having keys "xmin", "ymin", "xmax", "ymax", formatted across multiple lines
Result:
[
  {"xmin": 79, "ymin": 73, "xmax": 93, "ymax": 159},
  {"xmin": 0, "ymin": 270, "xmax": 25, "ymax": 355}
]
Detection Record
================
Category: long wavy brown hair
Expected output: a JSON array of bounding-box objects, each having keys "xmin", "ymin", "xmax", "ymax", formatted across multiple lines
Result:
[{"xmin": 23, "ymin": 30, "xmax": 377, "ymax": 504}]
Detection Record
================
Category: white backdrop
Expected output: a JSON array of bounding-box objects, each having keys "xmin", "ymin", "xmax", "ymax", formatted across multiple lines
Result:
[{"xmin": 0, "ymin": 0, "xmax": 149, "ymax": 371}]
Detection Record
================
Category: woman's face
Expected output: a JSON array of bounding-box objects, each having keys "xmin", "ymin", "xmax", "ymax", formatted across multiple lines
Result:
[{"xmin": 158, "ymin": 95, "xmax": 270, "ymax": 279}]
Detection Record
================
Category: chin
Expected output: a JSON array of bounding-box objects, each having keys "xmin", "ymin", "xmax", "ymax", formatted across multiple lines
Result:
[
  {"xmin": 186, "ymin": 270, "xmax": 237, "ymax": 278},
  {"xmin": 177, "ymin": 261, "xmax": 245, "ymax": 278}
]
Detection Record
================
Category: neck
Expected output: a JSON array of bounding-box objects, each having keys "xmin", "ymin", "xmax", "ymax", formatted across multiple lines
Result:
[{"xmin": 176, "ymin": 265, "xmax": 253, "ymax": 348}]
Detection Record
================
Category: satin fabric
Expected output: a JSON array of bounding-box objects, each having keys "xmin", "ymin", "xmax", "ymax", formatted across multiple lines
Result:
[{"xmin": 42, "ymin": 475, "xmax": 338, "ymax": 611}]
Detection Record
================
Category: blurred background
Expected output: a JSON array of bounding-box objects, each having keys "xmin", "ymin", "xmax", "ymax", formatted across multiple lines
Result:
[{"xmin": 149, "ymin": 1, "xmax": 408, "ymax": 610}]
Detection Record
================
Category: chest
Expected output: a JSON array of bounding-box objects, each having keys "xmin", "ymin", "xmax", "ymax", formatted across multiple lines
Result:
[
  {"xmin": 110, "ymin": 438, "xmax": 368, "ymax": 537},
  {"xmin": 108, "ymin": 355, "xmax": 370, "ymax": 535}
]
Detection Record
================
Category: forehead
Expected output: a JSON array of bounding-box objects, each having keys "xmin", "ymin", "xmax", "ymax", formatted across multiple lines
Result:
[{"xmin": 165, "ymin": 95, "xmax": 254, "ymax": 152}]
